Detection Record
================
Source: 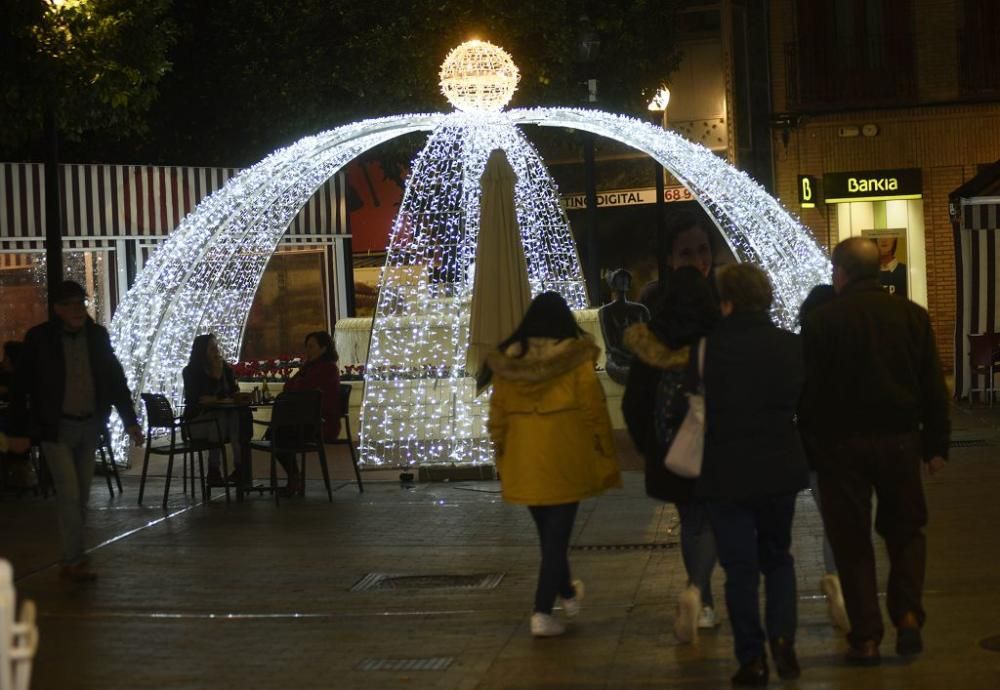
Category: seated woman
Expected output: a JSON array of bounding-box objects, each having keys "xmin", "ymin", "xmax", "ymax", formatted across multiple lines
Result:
[
  {"xmin": 182, "ymin": 334, "xmax": 252, "ymax": 486},
  {"xmin": 274, "ymin": 331, "xmax": 342, "ymax": 496}
]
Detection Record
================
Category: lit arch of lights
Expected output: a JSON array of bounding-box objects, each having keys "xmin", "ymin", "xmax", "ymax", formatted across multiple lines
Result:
[{"xmin": 108, "ymin": 107, "xmax": 830, "ymax": 461}]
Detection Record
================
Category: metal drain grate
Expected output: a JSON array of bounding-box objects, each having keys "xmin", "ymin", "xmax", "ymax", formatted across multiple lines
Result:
[
  {"xmin": 356, "ymin": 657, "xmax": 454, "ymax": 671},
  {"xmin": 351, "ymin": 572, "xmax": 504, "ymax": 592},
  {"xmin": 570, "ymin": 542, "xmax": 678, "ymax": 552},
  {"xmin": 950, "ymin": 439, "xmax": 989, "ymax": 448},
  {"xmin": 979, "ymin": 635, "xmax": 1000, "ymax": 652}
]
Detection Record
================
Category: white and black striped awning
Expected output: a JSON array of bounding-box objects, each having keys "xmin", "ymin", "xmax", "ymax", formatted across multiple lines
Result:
[
  {"xmin": 953, "ymin": 198, "xmax": 1000, "ymax": 398},
  {"xmin": 0, "ymin": 162, "xmax": 346, "ymax": 247}
]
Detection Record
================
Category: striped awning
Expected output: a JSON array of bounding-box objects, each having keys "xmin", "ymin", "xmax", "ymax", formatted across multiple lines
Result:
[
  {"xmin": 0, "ymin": 162, "xmax": 346, "ymax": 245},
  {"xmin": 953, "ymin": 199, "xmax": 1000, "ymax": 398}
]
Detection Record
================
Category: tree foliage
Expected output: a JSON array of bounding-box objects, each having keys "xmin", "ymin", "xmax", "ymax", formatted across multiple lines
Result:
[
  {"xmin": 59, "ymin": 0, "xmax": 683, "ymax": 168},
  {"xmin": 0, "ymin": 0, "xmax": 174, "ymax": 155}
]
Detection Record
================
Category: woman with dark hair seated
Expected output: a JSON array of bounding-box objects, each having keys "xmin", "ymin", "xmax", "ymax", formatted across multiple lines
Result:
[
  {"xmin": 275, "ymin": 331, "xmax": 341, "ymax": 496},
  {"xmin": 183, "ymin": 334, "xmax": 252, "ymax": 486},
  {"xmin": 487, "ymin": 291, "xmax": 621, "ymax": 638}
]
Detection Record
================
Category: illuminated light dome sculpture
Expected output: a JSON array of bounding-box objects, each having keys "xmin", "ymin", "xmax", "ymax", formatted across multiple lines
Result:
[{"xmin": 107, "ymin": 41, "xmax": 831, "ymax": 464}]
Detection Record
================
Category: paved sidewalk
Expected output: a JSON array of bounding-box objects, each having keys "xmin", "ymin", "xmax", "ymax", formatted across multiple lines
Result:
[{"xmin": 3, "ymin": 407, "xmax": 1000, "ymax": 689}]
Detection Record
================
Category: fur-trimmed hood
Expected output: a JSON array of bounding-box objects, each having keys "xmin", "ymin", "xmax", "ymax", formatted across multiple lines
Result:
[
  {"xmin": 623, "ymin": 322, "xmax": 690, "ymax": 370},
  {"xmin": 486, "ymin": 334, "xmax": 600, "ymax": 383}
]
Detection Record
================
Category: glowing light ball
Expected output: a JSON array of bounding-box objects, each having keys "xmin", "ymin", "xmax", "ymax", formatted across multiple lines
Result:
[{"xmin": 439, "ymin": 40, "xmax": 520, "ymax": 112}]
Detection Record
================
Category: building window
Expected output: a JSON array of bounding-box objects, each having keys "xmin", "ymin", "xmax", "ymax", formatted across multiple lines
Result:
[
  {"xmin": 958, "ymin": 0, "xmax": 1000, "ymax": 97},
  {"xmin": 791, "ymin": 0, "xmax": 916, "ymax": 110}
]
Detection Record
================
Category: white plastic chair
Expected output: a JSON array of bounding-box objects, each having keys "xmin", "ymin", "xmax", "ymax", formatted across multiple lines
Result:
[{"xmin": 1, "ymin": 560, "xmax": 38, "ymax": 690}]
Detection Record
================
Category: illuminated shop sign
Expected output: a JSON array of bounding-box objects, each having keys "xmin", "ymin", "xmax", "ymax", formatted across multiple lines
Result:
[
  {"xmin": 823, "ymin": 169, "xmax": 922, "ymax": 203},
  {"xmin": 798, "ymin": 175, "xmax": 818, "ymax": 208},
  {"xmin": 561, "ymin": 185, "xmax": 693, "ymax": 210}
]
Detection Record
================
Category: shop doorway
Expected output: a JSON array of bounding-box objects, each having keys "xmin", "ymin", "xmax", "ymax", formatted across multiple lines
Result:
[{"xmin": 830, "ymin": 198, "xmax": 927, "ymax": 307}]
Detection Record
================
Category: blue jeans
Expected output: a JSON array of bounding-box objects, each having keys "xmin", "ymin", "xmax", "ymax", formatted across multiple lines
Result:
[
  {"xmin": 528, "ymin": 503, "xmax": 579, "ymax": 614},
  {"xmin": 707, "ymin": 493, "xmax": 799, "ymax": 664},
  {"xmin": 677, "ymin": 500, "xmax": 717, "ymax": 608},
  {"xmin": 41, "ymin": 418, "xmax": 102, "ymax": 565}
]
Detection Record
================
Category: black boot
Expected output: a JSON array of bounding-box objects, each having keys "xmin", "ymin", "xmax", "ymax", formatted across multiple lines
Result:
[
  {"xmin": 731, "ymin": 656, "xmax": 769, "ymax": 687},
  {"xmin": 770, "ymin": 637, "xmax": 801, "ymax": 680}
]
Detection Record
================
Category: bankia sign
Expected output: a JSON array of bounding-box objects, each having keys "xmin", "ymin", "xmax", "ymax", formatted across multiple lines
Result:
[{"xmin": 823, "ymin": 169, "xmax": 922, "ymax": 203}]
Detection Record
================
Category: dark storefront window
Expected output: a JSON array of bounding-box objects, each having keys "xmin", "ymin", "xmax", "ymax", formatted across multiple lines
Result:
[
  {"xmin": 789, "ymin": 0, "xmax": 916, "ymax": 110},
  {"xmin": 240, "ymin": 250, "xmax": 328, "ymax": 362},
  {"xmin": 958, "ymin": 0, "xmax": 1000, "ymax": 97}
]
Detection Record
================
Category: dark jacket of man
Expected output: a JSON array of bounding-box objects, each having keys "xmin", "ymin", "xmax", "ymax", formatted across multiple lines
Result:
[
  {"xmin": 696, "ymin": 311, "xmax": 809, "ymax": 500},
  {"xmin": 799, "ymin": 278, "xmax": 950, "ymax": 461},
  {"xmin": 12, "ymin": 318, "xmax": 138, "ymax": 442}
]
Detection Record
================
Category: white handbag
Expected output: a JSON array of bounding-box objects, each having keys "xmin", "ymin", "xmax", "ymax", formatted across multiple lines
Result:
[{"xmin": 663, "ymin": 338, "xmax": 706, "ymax": 479}]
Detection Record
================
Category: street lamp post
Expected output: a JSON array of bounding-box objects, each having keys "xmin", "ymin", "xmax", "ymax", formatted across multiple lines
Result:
[
  {"xmin": 42, "ymin": 0, "xmax": 69, "ymax": 307},
  {"xmin": 576, "ymin": 14, "xmax": 602, "ymax": 306},
  {"xmin": 648, "ymin": 86, "xmax": 671, "ymax": 290}
]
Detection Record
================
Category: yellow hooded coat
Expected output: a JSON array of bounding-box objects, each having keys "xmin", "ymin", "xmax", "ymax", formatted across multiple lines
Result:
[{"xmin": 486, "ymin": 334, "xmax": 621, "ymax": 505}]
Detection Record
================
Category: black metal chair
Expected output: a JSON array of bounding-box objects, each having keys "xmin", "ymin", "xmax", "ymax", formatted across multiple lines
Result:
[
  {"xmin": 96, "ymin": 426, "xmax": 123, "ymax": 496},
  {"xmin": 138, "ymin": 393, "xmax": 231, "ymax": 507},
  {"xmin": 330, "ymin": 383, "xmax": 363, "ymax": 493},
  {"xmin": 250, "ymin": 390, "xmax": 333, "ymax": 504}
]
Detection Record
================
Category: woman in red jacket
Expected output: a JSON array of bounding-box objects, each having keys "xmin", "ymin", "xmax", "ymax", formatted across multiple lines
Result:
[{"xmin": 277, "ymin": 331, "xmax": 341, "ymax": 495}]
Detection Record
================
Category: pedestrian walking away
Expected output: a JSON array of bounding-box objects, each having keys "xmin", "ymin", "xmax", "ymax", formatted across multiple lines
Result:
[
  {"xmin": 797, "ymin": 284, "xmax": 850, "ymax": 633},
  {"xmin": 697, "ymin": 264, "xmax": 810, "ymax": 686},
  {"xmin": 800, "ymin": 237, "xmax": 950, "ymax": 666},
  {"xmin": 487, "ymin": 291, "xmax": 621, "ymax": 638},
  {"xmin": 10, "ymin": 280, "xmax": 144, "ymax": 583},
  {"xmin": 622, "ymin": 265, "xmax": 721, "ymax": 645}
]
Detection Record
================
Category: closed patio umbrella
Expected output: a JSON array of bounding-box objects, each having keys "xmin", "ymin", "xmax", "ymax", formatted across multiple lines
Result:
[{"xmin": 467, "ymin": 148, "xmax": 532, "ymax": 388}]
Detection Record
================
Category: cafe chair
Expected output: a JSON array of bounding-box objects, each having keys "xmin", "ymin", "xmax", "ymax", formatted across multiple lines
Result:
[
  {"xmin": 968, "ymin": 333, "xmax": 1000, "ymax": 406},
  {"xmin": 330, "ymin": 383, "xmax": 363, "ymax": 493},
  {"xmin": 250, "ymin": 390, "xmax": 333, "ymax": 504},
  {"xmin": 138, "ymin": 393, "xmax": 232, "ymax": 507},
  {"xmin": 96, "ymin": 427, "xmax": 123, "ymax": 497}
]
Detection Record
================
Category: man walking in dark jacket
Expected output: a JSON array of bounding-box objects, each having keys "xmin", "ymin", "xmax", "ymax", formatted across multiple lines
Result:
[
  {"xmin": 800, "ymin": 238, "xmax": 949, "ymax": 665},
  {"xmin": 12, "ymin": 280, "xmax": 144, "ymax": 582}
]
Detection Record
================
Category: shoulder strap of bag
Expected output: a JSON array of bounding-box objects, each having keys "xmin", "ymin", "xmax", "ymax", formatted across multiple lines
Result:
[{"xmin": 697, "ymin": 338, "xmax": 706, "ymax": 379}]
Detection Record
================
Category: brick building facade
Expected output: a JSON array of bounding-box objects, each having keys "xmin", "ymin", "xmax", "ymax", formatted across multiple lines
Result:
[{"xmin": 765, "ymin": 0, "xmax": 1000, "ymax": 372}]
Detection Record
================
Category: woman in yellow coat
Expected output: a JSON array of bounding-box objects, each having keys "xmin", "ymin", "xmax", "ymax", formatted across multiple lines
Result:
[{"xmin": 487, "ymin": 291, "xmax": 621, "ymax": 637}]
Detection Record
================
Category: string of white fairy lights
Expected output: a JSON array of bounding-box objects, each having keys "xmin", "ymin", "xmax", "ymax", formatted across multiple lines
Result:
[
  {"xmin": 106, "ymin": 108, "xmax": 829, "ymax": 465},
  {"xmin": 359, "ymin": 112, "xmax": 587, "ymax": 467}
]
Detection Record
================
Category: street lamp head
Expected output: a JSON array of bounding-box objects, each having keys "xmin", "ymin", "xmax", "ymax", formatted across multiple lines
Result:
[{"xmin": 647, "ymin": 85, "xmax": 671, "ymax": 112}]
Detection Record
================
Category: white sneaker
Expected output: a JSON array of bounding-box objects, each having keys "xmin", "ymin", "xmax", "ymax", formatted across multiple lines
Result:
[
  {"xmin": 673, "ymin": 585, "xmax": 701, "ymax": 644},
  {"xmin": 697, "ymin": 605, "xmax": 720, "ymax": 629},
  {"xmin": 531, "ymin": 612, "xmax": 566, "ymax": 637},
  {"xmin": 821, "ymin": 574, "xmax": 851, "ymax": 631},
  {"xmin": 561, "ymin": 579, "xmax": 585, "ymax": 618}
]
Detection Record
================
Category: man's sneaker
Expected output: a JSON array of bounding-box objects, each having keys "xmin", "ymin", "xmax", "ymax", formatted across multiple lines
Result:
[
  {"xmin": 561, "ymin": 580, "xmax": 585, "ymax": 618},
  {"xmin": 673, "ymin": 585, "xmax": 701, "ymax": 644},
  {"xmin": 697, "ymin": 605, "xmax": 720, "ymax": 629},
  {"xmin": 821, "ymin": 574, "xmax": 850, "ymax": 631},
  {"xmin": 530, "ymin": 612, "xmax": 566, "ymax": 637}
]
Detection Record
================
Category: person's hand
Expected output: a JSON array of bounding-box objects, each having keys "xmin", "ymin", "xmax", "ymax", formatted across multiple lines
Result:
[
  {"xmin": 926, "ymin": 456, "xmax": 946, "ymax": 476},
  {"xmin": 127, "ymin": 425, "xmax": 145, "ymax": 447},
  {"xmin": 6, "ymin": 436, "xmax": 31, "ymax": 454}
]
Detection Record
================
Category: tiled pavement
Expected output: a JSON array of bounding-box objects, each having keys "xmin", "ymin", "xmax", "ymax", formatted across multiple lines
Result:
[{"xmin": 3, "ymin": 406, "xmax": 1000, "ymax": 689}]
